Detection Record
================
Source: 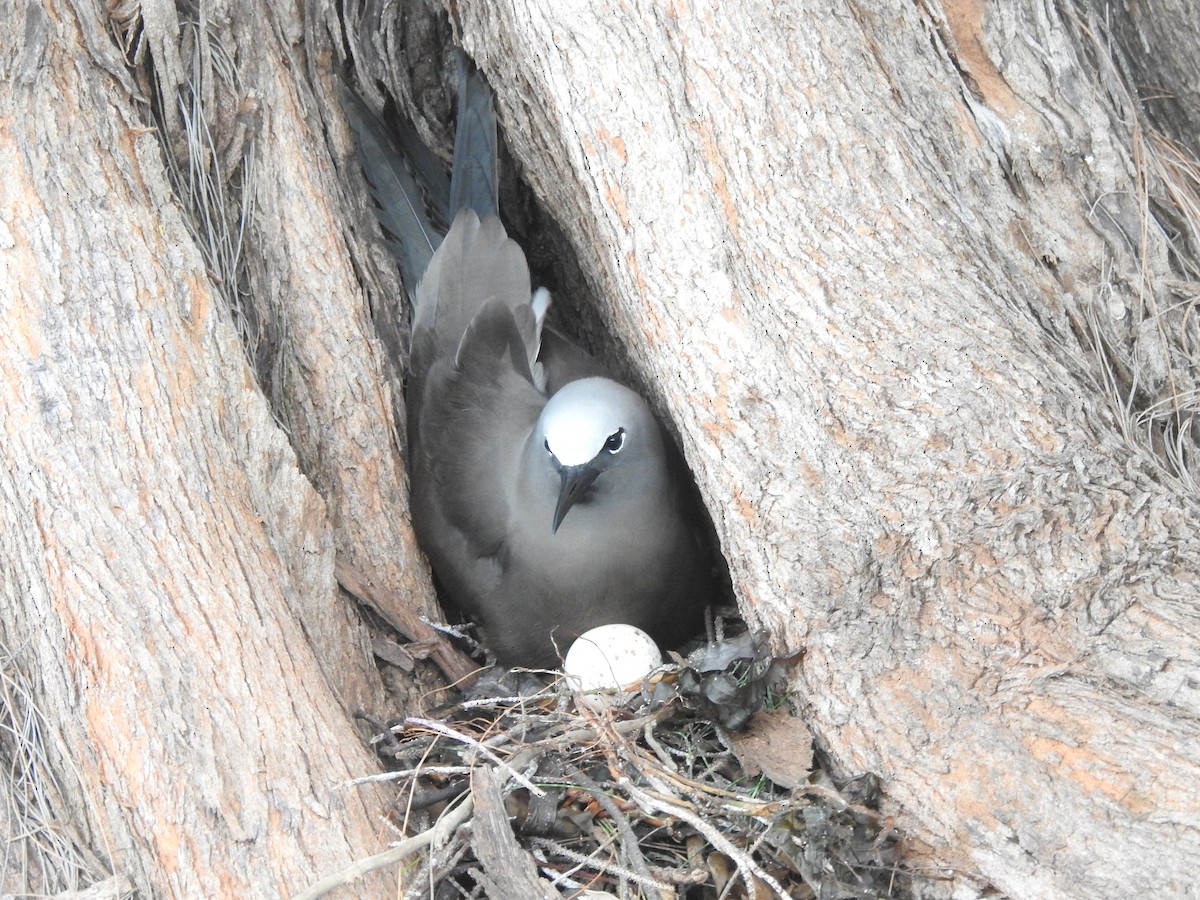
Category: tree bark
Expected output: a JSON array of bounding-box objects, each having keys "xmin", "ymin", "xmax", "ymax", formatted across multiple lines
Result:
[
  {"xmin": 1, "ymin": 0, "xmax": 419, "ymax": 895},
  {"xmin": 446, "ymin": 2, "xmax": 1200, "ymax": 897},
  {"xmin": 5, "ymin": 0, "xmax": 1200, "ymax": 897}
]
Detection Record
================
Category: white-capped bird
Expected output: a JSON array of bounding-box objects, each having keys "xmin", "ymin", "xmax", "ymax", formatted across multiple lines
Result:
[{"xmin": 344, "ymin": 58, "xmax": 713, "ymax": 666}]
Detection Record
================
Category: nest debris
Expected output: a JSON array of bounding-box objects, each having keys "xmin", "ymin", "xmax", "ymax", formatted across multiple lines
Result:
[{"xmin": 300, "ymin": 632, "xmax": 905, "ymax": 900}]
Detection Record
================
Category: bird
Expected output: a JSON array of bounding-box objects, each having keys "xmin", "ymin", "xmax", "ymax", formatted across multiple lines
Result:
[{"xmin": 342, "ymin": 58, "xmax": 714, "ymax": 667}]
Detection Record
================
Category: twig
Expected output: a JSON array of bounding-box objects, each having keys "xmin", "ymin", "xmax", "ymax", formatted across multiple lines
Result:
[
  {"xmin": 531, "ymin": 837, "xmax": 671, "ymax": 894},
  {"xmin": 335, "ymin": 559, "xmax": 480, "ymax": 685},
  {"xmin": 420, "ymin": 837, "xmax": 472, "ymax": 899},
  {"xmin": 802, "ymin": 782, "xmax": 889, "ymax": 822},
  {"xmin": 622, "ymin": 776, "xmax": 795, "ymax": 900},
  {"xmin": 574, "ymin": 772, "xmax": 666, "ymax": 900},
  {"xmin": 470, "ymin": 767, "xmax": 557, "ymax": 899},
  {"xmin": 291, "ymin": 790, "xmax": 474, "ymax": 900},
  {"xmin": 535, "ymin": 831, "xmax": 619, "ymax": 890},
  {"xmin": 405, "ymin": 717, "xmax": 546, "ymax": 797},
  {"xmin": 341, "ymin": 765, "xmax": 472, "ymax": 787},
  {"xmin": 551, "ymin": 706, "xmax": 674, "ymax": 747},
  {"xmin": 643, "ymin": 719, "xmax": 678, "ymax": 772}
]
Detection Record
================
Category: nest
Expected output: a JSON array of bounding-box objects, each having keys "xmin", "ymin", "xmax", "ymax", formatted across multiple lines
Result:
[{"xmin": 301, "ymin": 632, "xmax": 904, "ymax": 899}]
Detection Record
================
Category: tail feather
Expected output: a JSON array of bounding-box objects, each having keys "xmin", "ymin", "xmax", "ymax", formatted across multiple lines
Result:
[
  {"xmin": 340, "ymin": 82, "xmax": 441, "ymax": 292},
  {"xmin": 449, "ymin": 54, "xmax": 499, "ymax": 220},
  {"xmin": 393, "ymin": 115, "xmax": 451, "ymax": 231},
  {"xmin": 345, "ymin": 60, "xmax": 540, "ymax": 385}
]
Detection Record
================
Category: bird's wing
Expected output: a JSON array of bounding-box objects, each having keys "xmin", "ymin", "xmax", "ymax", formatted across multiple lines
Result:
[
  {"xmin": 340, "ymin": 50, "xmax": 495, "ymax": 293},
  {"xmin": 392, "ymin": 114, "xmax": 451, "ymax": 233},
  {"xmin": 409, "ymin": 297, "xmax": 545, "ymax": 608},
  {"xmin": 537, "ymin": 326, "xmax": 613, "ymax": 393},
  {"xmin": 404, "ymin": 57, "xmax": 542, "ymax": 610}
]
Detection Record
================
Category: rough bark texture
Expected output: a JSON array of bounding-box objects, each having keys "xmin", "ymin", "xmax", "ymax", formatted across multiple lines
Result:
[
  {"xmin": 446, "ymin": 2, "xmax": 1200, "ymax": 897},
  {"xmin": 1, "ymin": 0, "xmax": 403, "ymax": 896}
]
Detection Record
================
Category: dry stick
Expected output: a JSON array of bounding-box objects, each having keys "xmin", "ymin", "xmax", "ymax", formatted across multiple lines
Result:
[
  {"xmin": 342, "ymin": 765, "xmax": 473, "ymax": 787},
  {"xmin": 399, "ymin": 831, "xmax": 457, "ymax": 900},
  {"xmin": 470, "ymin": 767, "xmax": 558, "ymax": 900},
  {"xmin": 290, "ymin": 790, "xmax": 474, "ymax": 900},
  {"xmin": 451, "ymin": 694, "xmax": 552, "ymax": 711},
  {"xmin": 405, "ymin": 717, "xmax": 546, "ymax": 796},
  {"xmin": 578, "ymin": 698, "xmax": 800, "ymax": 897},
  {"xmin": 425, "ymin": 832, "xmax": 474, "ymax": 900},
  {"xmin": 534, "ymin": 831, "xmax": 707, "ymax": 890},
  {"xmin": 622, "ymin": 777, "xmax": 795, "ymax": 900},
  {"xmin": 536, "ymin": 831, "xmax": 621, "ymax": 890},
  {"xmin": 294, "ymin": 747, "xmax": 541, "ymax": 899},
  {"xmin": 638, "ymin": 747, "xmax": 794, "ymax": 814},
  {"xmin": 531, "ymin": 836, "xmax": 673, "ymax": 894},
  {"xmin": 427, "ymin": 837, "xmax": 472, "ymax": 893},
  {"xmin": 552, "ymin": 706, "xmax": 673, "ymax": 747},
  {"xmin": 572, "ymin": 701, "xmax": 765, "ymax": 898},
  {"xmin": 334, "ymin": 559, "xmax": 479, "ymax": 685},
  {"xmin": 801, "ymin": 782, "xmax": 889, "ymax": 822},
  {"xmin": 397, "ymin": 725, "xmax": 450, "ymax": 866},
  {"xmin": 642, "ymin": 719, "xmax": 678, "ymax": 771},
  {"xmin": 573, "ymin": 772, "xmax": 667, "ymax": 900},
  {"xmin": 732, "ymin": 828, "xmax": 775, "ymax": 900}
]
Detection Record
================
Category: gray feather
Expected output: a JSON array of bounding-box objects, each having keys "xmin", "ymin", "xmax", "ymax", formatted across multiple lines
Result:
[
  {"xmin": 340, "ymin": 82, "xmax": 440, "ymax": 290},
  {"xmin": 393, "ymin": 116, "xmax": 451, "ymax": 231},
  {"xmin": 449, "ymin": 53, "xmax": 499, "ymax": 221},
  {"xmin": 351, "ymin": 58, "xmax": 713, "ymax": 667}
]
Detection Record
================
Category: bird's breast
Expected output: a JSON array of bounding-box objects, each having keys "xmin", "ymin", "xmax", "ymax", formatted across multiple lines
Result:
[{"xmin": 505, "ymin": 497, "xmax": 679, "ymax": 612}]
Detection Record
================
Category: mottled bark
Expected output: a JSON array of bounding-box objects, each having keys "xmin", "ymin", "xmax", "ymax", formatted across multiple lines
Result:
[
  {"xmin": 446, "ymin": 2, "xmax": 1200, "ymax": 897},
  {"xmin": 0, "ymin": 0, "xmax": 412, "ymax": 895}
]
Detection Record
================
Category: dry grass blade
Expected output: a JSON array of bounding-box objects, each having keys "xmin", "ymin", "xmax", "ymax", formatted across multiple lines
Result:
[
  {"xmin": 0, "ymin": 642, "xmax": 122, "ymax": 895},
  {"xmin": 147, "ymin": 17, "xmax": 263, "ymax": 377},
  {"xmin": 1069, "ymin": 15, "xmax": 1200, "ymax": 501}
]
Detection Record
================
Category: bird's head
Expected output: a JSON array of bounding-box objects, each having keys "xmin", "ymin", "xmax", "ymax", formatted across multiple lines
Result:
[{"xmin": 537, "ymin": 377, "xmax": 663, "ymax": 533}]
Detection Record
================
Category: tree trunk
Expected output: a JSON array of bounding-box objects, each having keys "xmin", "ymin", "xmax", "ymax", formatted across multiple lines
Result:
[
  {"xmin": 443, "ymin": 2, "xmax": 1199, "ymax": 898},
  {"xmin": 1, "ymin": 0, "xmax": 437, "ymax": 895},
  {"xmin": 4, "ymin": 0, "xmax": 1199, "ymax": 898}
]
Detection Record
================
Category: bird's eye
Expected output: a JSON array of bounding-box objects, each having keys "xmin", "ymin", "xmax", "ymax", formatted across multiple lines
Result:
[
  {"xmin": 544, "ymin": 438, "xmax": 552, "ymax": 454},
  {"xmin": 603, "ymin": 429, "xmax": 626, "ymax": 454}
]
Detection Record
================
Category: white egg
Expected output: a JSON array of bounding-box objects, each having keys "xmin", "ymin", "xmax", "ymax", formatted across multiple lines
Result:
[{"xmin": 563, "ymin": 624, "xmax": 663, "ymax": 695}]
